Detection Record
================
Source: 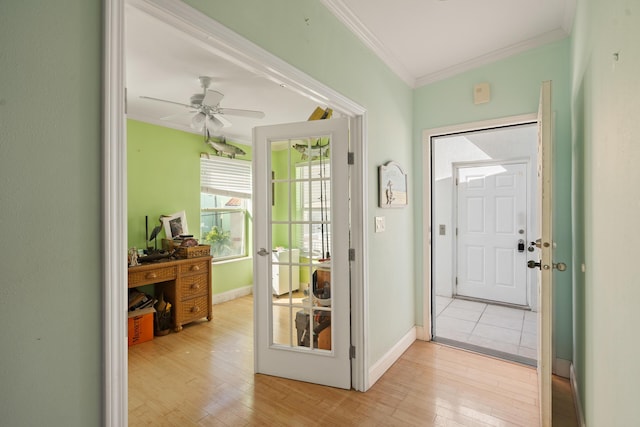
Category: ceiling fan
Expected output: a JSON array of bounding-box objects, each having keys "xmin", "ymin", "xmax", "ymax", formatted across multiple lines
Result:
[{"xmin": 140, "ymin": 76, "xmax": 265, "ymax": 134}]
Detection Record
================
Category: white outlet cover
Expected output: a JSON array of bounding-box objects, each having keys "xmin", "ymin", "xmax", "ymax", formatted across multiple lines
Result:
[{"xmin": 375, "ymin": 216, "xmax": 385, "ymax": 233}]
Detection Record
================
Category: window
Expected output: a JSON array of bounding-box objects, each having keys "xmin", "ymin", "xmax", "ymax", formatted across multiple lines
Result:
[
  {"xmin": 296, "ymin": 161, "xmax": 331, "ymax": 259},
  {"xmin": 200, "ymin": 156, "xmax": 252, "ymax": 260}
]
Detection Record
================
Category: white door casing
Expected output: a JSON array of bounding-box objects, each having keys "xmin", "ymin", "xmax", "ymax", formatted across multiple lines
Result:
[
  {"xmin": 455, "ymin": 161, "xmax": 529, "ymax": 306},
  {"xmin": 253, "ymin": 118, "xmax": 351, "ymax": 389}
]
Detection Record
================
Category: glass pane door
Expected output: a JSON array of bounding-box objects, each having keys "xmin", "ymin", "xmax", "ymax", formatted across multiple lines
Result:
[{"xmin": 253, "ymin": 118, "xmax": 350, "ymax": 389}]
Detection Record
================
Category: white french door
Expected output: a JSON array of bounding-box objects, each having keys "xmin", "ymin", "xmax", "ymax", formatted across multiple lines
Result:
[
  {"xmin": 455, "ymin": 161, "xmax": 529, "ymax": 306},
  {"xmin": 253, "ymin": 117, "xmax": 351, "ymax": 389}
]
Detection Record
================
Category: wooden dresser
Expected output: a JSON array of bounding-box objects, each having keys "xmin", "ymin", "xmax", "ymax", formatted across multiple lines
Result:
[{"xmin": 128, "ymin": 256, "xmax": 212, "ymax": 332}]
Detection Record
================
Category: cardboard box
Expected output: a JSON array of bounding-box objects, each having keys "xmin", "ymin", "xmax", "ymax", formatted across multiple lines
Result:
[{"xmin": 128, "ymin": 307, "xmax": 155, "ymax": 347}]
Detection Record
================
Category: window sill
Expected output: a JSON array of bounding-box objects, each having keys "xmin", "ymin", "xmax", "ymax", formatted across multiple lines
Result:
[{"xmin": 211, "ymin": 256, "xmax": 252, "ymax": 266}]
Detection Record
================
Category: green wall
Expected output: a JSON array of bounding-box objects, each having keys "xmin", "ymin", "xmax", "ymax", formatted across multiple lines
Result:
[
  {"xmin": 0, "ymin": 1, "xmax": 102, "ymax": 425},
  {"xmin": 571, "ymin": 0, "xmax": 640, "ymax": 423},
  {"xmin": 127, "ymin": 119, "xmax": 253, "ymax": 295},
  {"xmin": 413, "ymin": 38, "xmax": 574, "ymax": 362}
]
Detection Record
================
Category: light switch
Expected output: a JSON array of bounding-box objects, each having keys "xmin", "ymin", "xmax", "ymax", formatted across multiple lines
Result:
[
  {"xmin": 439, "ymin": 224, "xmax": 446, "ymax": 235},
  {"xmin": 375, "ymin": 216, "xmax": 385, "ymax": 233}
]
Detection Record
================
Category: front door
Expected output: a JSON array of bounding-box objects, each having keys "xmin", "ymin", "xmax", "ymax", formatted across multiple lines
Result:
[
  {"xmin": 455, "ymin": 161, "xmax": 529, "ymax": 306},
  {"xmin": 253, "ymin": 118, "xmax": 351, "ymax": 389}
]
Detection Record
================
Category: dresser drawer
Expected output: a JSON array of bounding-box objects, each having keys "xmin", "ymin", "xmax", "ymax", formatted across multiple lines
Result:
[
  {"xmin": 179, "ymin": 273, "xmax": 209, "ymax": 299},
  {"xmin": 179, "ymin": 295, "xmax": 210, "ymax": 323},
  {"xmin": 128, "ymin": 265, "xmax": 177, "ymax": 287},
  {"xmin": 179, "ymin": 259, "xmax": 209, "ymax": 275}
]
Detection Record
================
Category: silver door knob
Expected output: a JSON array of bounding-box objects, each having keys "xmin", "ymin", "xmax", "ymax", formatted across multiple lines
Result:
[
  {"xmin": 257, "ymin": 248, "xmax": 270, "ymax": 256},
  {"xmin": 554, "ymin": 262, "xmax": 567, "ymax": 272}
]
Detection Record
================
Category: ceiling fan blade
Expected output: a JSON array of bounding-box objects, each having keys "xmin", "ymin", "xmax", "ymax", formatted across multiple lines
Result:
[
  {"xmin": 212, "ymin": 113, "xmax": 232, "ymax": 128},
  {"xmin": 160, "ymin": 111, "xmax": 196, "ymax": 121},
  {"xmin": 205, "ymin": 116, "xmax": 224, "ymax": 134},
  {"xmin": 191, "ymin": 112, "xmax": 206, "ymax": 130},
  {"xmin": 218, "ymin": 107, "xmax": 265, "ymax": 119},
  {"xmin": 140, "ymin": 95, "xmax": 192, "ymax": 109},
  {"xmin": 202, "ymin": 89, "xmax": 224, "ymax": 107}
]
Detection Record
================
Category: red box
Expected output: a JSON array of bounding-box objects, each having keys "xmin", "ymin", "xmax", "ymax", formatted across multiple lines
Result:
[{"xmin": 128, "ymin": 307, "xmax": 155, "ymax": 346}]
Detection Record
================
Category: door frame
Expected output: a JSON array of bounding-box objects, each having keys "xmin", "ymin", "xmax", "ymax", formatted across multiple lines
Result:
[
  {"xmin": 420, "ymin": 113, "xmax": 537, "ymax": 342},
  {"xmin": 104, "ymin": 0, "xmax": 369, "ymax": 423},
  {"xmin": 452, "ymin": 158, "xmax": 532, "ymax": 307}
]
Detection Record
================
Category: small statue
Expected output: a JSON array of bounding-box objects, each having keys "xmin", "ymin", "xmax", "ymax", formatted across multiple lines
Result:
[{"xmin": 128, "ymin": 247, "xmax": 140, "ymax": 267}]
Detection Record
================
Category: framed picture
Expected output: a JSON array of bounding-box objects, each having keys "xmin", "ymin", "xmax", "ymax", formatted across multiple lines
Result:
[
  {"xmin": 379, "ymin": 161, "xmax": 408, "ymax": 208},
  {"xmin": 162, "ymin": 210, "xmax": 189, "ymax": 239}
]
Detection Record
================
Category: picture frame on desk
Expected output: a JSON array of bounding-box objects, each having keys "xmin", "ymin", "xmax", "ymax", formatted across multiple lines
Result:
[{"xmin": 162, "ymin": 210, "xmax": 188, "ymax": 239}]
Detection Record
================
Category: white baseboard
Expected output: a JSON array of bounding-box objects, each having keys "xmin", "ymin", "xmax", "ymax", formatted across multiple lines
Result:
[
  {"xmin": 415, "ymin": 325, "xmax": 431, "ymax": 341},
  {"xmin": 553, "ymin": 357, "xmax": 571, "ymax": 378},
  {"xmin": 368, "ymin": 327, "xmax": 416, "ymax": 387},
  {"xmin": 212, "ymin": 285, "xmax": 253, "ymax": 305},
  {"xmin": 570, "ymin": 364, "xmax": 586, "ymax": 427}
]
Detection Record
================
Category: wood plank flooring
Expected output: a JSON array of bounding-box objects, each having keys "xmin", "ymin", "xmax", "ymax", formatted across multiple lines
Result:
[{"xmin": 129, "ymin": 295, "xmax": 578, "ymax": 426}]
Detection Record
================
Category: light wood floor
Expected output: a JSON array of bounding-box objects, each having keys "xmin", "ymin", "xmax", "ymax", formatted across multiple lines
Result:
[{"xmin": 129, "ymin": 295, "xmax": 578, "ymax": 426}]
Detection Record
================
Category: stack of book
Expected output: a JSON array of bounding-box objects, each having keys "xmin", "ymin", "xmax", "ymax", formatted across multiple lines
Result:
[{"xmin": 128, "ymin": 289, "xmax": 155, "ymax": 311}]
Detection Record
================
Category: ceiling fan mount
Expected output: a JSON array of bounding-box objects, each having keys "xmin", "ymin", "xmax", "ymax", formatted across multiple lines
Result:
[{"xmin": 140, "ymin": 75, "xmax": 265, "ymax": 135}]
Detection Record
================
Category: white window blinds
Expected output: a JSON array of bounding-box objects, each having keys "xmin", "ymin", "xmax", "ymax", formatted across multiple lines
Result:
[{"xmin": 200, "ymin": 156, "xmax": 252, "ymax": 198}]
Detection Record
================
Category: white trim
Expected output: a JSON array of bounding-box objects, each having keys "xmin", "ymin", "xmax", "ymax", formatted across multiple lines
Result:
[
  {"xmin": 350, "ymin": 114, "xmax": 369, "ymax": 391},
  {"xmin": 107, "ymin": 1, "xmax": 369, "ymax": 419},
  {"xmin": 570, "ymin": 364, "xmax": 586, "ymax": 427},
  {"xmin": 128, "ymin": 0, "xmax": 366, "ymax": 118},
  {"xmin": 415, "ymin": 326, "xmax": 429, "ymax": 341},
  {"xmin": 421, "ymin": 135, "xmax": 433, "ymax": 342},
  {"xmin": 368, "ymin": 328, "xmax": 416, "ymax": 387},
  {"xmin": 212, "ymin": 285, "xmax": 253, "ymax": 305},
  {"xmin": 422, "ymin": 114, "xmax": 539, "ymax": 335},
  {"xmin": 319, "ymin": 0, "xmax": 415, "ymax": 88},
  {"xmin": 553, "ymin": 357, "xmax": 571, "ymax": 378},
  {"xmin": 104, "ymin": 0, "xmax": 128, "ymax": 425},
  {"xmin": 415, "ymin": 29, "xmax": 568, "ymax": 87}
]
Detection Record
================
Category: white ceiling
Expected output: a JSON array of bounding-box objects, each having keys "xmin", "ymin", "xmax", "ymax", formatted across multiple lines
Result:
[
  {"xmin": 125, "ymin": 6, "xmax": 322, "ymax": 143},
  {"xmin": 126, "ymin": 0, "xmax": 575, "ymax": 141},
  {"xmin": 322, "ymin": 0, "xmax": 576, "ymax": 87}
]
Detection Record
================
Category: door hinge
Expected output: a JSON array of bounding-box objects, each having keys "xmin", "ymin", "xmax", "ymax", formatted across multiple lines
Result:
[
  {"xmin": 456, "ymin": 228, "xmax": 458, "ymax": 236},
  {"xmin": 349, "ymin": 248, "xmax": 356, "ymax": 261},
  {"xmin": 350, "ymin": 345, "xmax": 356, "ymax": 359},
  {"xmin": 455, "ymin": 277, "xmax": 458, "ymax": 285},
  {"xmin": 347, "ymin": 152, "xmax": 354, "ymax": 165}
]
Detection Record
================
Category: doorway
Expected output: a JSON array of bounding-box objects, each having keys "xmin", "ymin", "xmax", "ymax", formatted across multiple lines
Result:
[
  {"xmin": 104, "ymin": 0, "xmax": 368, "ymax": 422},
  {"xmin": 427, "ymin": 119, "xmax": 539, "ymax": 363}
]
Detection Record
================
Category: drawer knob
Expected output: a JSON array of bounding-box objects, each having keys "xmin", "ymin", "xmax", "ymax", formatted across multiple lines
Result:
[
  {"xmin": 190, "ymin": 306, "xmax": 200, "ymax": 313},
  {"xmin": 145, "ymin": 272, "xmax": 157, "ymax": 279},
  {"xmin": 190, "ymin": 284, "xmax": 200, "ymax": 290},
  {"xmin": 191, "ymin": 265, "xmax": 200, "ymax": 271}
]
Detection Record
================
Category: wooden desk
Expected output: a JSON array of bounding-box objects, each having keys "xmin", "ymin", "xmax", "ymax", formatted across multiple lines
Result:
[{"xmin": 128, "ymin": 257, "xmax": 212, "ymax": 332}]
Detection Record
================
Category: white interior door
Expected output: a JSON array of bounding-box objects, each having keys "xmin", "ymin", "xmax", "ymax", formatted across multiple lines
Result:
[
  {"xmin": 536, "ymin": 80, "xmax": 553, "ymax": 427},
  {"xmin": 456, "ymin": 161, "xmax": 529, "ymax": 306},
  {"xmin": 253, "ymin": 117, "xmax": 351, "ymax": 389}
]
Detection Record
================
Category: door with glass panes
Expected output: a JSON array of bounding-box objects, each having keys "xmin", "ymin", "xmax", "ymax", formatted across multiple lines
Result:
[{"xmin": 253, "ymin": 118, "xmax": 351, "ymax": 389}]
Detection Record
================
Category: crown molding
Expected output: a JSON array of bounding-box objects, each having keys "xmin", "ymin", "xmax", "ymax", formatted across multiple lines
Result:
[
  {"xmin": 320, "ymin": 0, "xmax": 416, "ymax": 88},
  {"xmin": 415, "ymin": 28, "xmax": 569, "ymax": 87}
]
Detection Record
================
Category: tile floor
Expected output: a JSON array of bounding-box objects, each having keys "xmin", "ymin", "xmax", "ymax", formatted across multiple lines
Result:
[{"xmin": 434, "ymin": 296, "xmax": 537, "ymax": 362}]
